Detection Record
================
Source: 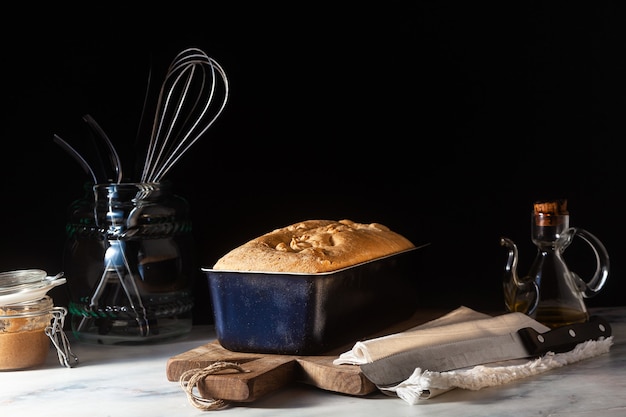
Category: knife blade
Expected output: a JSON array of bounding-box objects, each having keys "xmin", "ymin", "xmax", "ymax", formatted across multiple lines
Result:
[{"xmin": 360, "ymin": 315, "xmax": 612, "ymax": 388}]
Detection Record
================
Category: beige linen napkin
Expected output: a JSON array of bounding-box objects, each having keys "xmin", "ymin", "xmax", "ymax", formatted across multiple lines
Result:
[
  {"xmin": 384, "ymin": 337, "xmax": 613, "ymax": 403},
  {"xmin": 333, "ymin": 306, "xmax": 613, "ymax": 404},
  {"xmin": 333, "ymin": 306, "xmax": 549, "ymax": 365}
]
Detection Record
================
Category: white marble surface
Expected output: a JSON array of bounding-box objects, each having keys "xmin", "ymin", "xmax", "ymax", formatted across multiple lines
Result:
[{"xmin": 2, "ymin": 306, "xmax": 626, "ymax": 416}]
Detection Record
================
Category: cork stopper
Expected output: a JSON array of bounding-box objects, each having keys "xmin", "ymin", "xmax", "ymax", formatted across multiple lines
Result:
[{"xmin": 534, "ymin": 199, "xmax": 568, "ymax": 226}]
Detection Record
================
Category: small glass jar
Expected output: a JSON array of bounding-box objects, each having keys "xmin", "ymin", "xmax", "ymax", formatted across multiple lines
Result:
[
  {"xmin": 0, "ymin": 270, "xmax": 77, "ymax": 370},
  {"xmin": 0, "ymin": 296, "xmax": 56, "ymax": 371}
]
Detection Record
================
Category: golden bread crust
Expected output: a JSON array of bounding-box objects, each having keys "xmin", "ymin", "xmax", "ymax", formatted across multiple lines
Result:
[{"xmin": 212, "ymin": 219, "xmax": 415, "ymax": 273}]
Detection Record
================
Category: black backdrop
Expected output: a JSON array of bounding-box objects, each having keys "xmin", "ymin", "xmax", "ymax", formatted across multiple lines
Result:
[{"xmin": 2, "ymin": 3, "xmax": 624, "ymax": 324}]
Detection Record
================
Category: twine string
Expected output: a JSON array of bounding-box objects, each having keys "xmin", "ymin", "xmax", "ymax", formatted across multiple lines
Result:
[{"xmin": 179, "ymin": 361, "xmax": 248, "ymax": 411}]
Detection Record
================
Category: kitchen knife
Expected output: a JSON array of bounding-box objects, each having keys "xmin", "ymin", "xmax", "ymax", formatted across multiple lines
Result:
[{"xmin": 360, "ymin": 315, "xmax": 612, "ymax": 388}]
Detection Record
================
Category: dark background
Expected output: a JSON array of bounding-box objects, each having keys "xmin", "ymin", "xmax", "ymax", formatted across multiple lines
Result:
[{"xmin": 1, "ymin": 3, "xmax": 624, "ymax": 323}]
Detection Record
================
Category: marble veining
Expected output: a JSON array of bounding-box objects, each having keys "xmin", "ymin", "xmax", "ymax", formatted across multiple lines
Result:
[{"xmin": 1, "ymin": 306, "xmax": 625, "ymax": 416}]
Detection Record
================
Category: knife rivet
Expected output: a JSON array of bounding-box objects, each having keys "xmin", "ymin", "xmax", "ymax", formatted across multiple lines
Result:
[
  {"xmin": 569, "ymin": 329, "xmax": 576, "ymax": 337},
  {"xmin": 537, "ymin": 335, "xmax": 544, "ymax": 343}
]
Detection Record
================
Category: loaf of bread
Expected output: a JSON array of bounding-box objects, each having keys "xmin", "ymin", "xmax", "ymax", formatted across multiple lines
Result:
[{"xmin": 212, "ymin": 219, "xmax": 415, "ymax": 273}]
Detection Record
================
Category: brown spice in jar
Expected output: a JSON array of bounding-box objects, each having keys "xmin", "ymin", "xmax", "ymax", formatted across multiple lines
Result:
[
  {"xmin": 0, "ymin": 329, "xmax": 50, "ymax": 371},
  {"xmin": 0, "ymin": 305, "xmax": 52, "ymax": 371}
]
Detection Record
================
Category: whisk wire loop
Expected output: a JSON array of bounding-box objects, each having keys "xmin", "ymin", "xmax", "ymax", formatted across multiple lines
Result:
[
  {"xmin": 55, "ymin": 47, "xmax": 227, "ymax": 185},
  {"xmin": 140, "ymin": 47, "xmax": 229, "ymax": 183}
]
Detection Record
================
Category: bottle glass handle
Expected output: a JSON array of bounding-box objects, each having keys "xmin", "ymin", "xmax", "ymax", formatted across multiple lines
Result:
[{"xmin": 571, "ymin": 227, "xmax": 610, "ymax": 297}]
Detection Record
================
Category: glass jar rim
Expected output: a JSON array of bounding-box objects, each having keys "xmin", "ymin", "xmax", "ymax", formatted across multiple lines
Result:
[
  {"xmin": 0, "ymin": 295, "xmax": 55, "ymax": 318},
  {"xmin": 92, "ymin": 181, "xmax": 172, "ymax": 190}
]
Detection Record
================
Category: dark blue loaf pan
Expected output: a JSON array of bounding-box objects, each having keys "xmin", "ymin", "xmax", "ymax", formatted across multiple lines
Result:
[{"xmin": 201, "ymin": 244, "xmax": 428, "ymax": 355}]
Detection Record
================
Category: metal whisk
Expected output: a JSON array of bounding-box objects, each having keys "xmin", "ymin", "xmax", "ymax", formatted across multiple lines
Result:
[
  {"xmin": 54, "ymin": 47, "xmax": 228, "ymax": 184},
  {"xmin": 140, "ymin": 47, "xmax": 229, "ymax": 183}
]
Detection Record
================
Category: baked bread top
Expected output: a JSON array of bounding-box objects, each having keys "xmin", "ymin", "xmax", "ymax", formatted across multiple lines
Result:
[{"xmin": 212, "ymin": 219, "xmax": 415, "ymax": 273}]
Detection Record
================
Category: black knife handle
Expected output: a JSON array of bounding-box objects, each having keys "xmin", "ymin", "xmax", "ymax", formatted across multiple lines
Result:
[{"xmin": 517, "ymin": 315, "xmax": 612, "ymax": 357}]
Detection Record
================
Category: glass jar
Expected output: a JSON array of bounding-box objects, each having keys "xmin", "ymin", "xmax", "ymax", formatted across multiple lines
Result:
[
  {"xmin": 63, "ymin": 182, "xmax": 195, "ymax": 345},
  {"xmin": 0, "ymin": 270, "xmax": 77, "ymax": 370},
  {"xmin": 0, "ymin": 296, "xmax": 57, "ymax": 370}
]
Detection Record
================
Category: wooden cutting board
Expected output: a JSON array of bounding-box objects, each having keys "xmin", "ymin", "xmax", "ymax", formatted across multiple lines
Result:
[
  {"xmin": 166, "ymin": 309, "xmax": 450, "ymax": 403},
  {"xmin": 166, "ymin": 341, "xmax": 375, "ymax": 402}
]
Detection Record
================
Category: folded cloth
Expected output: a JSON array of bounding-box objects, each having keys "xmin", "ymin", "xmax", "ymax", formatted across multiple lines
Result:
[
  {"xmin": 383, "ymin": 337, "xmax": 613, "ymax": 404},
  {"xmin": 333, "ymin": 306, "xmax": 614, "ymax": 404},
  {"xmin": 333, "ymin": 306, "xmax": 549, "ymax": 365}
]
